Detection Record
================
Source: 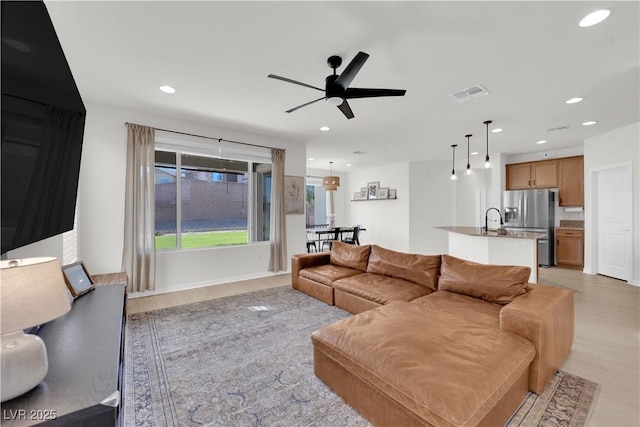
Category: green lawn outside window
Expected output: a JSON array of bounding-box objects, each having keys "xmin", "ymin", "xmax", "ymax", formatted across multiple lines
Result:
[{"xmin": 155, "ymin": 231, "xmax": 248, "ymax": 250}]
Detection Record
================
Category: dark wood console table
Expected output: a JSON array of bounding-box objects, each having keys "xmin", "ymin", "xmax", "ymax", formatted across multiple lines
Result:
[{"xmin": 1, "ymin": 284, "xmax": 126, "ymax": 426}]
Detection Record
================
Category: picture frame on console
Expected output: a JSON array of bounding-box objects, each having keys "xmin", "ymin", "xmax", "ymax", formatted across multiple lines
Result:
[
  {"xmin": 377, "ymin": 187, "xmax": 389, "ymax": 199},
  {"xmin": 62, "ymin": 261, "xmax": 95, "ymax": 299}
]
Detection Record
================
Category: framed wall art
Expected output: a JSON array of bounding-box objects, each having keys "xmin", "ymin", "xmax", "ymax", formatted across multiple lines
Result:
[
  {"xmin": 377, "ymin": 187, "xmax": 389, "ymax": 199},
  {"xmin": 367, "ymin": 181, "xmax": 380, "ymax": 199},
  {"xmin": 284, "ymin": 175, "xmax": 304, "ymax": 214},
  {"xmin": 360, "ymin": 187, "xmax": 368, "ymax": 200}
]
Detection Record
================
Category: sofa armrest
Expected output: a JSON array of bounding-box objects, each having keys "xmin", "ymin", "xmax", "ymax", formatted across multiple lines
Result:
[
  {"xmin": 499, "ymin": 284, "xmax": 574, "ymax": 394},
  {"xmin": 291, "ymin": 252, "xmax": 331, "ymax": 289}
]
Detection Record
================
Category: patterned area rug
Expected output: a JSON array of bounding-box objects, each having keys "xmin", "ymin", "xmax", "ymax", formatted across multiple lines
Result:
[{"xmin": 124, "ymin": 286, "xmax": 598, "ymax": 427}]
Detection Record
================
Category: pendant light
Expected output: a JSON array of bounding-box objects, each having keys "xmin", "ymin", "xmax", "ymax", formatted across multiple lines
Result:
[
  {"xmin": 465, "ymin": 134, "xmax": 472, "ymax": 175},
  {"xmin": 483, "ymin": 120, "xmax": 492, "ymax": 168},
  {"xmin": 450, "ymin": 144, "xmax": 458, "ymax": 180},
  {"xmin": 323, "ymin": 161, "xmax": 340, "ymax": 191}
]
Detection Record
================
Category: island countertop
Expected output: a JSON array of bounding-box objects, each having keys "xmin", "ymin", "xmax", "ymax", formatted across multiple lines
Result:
[{"xmin": 435, "ymin": 226, "xmax": 546, "ymax": 240}]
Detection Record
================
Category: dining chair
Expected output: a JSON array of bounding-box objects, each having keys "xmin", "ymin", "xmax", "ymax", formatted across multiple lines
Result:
[
  {"xmin": 342, "ymin": 226, "xmax": 361, "ymax": 245},
  {"xmin": 306, "ymin": 231, "xmax": 318, "ymax": 253},
  {"xmin": 321, "ymin": 228, "xmax": 340, "ymax": 251}
]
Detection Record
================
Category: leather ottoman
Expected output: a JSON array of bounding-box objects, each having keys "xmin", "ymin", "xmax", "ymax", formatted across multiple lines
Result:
[{"xmin": 312, "ymin": 301, "xmax": 535, "ymax": 427}]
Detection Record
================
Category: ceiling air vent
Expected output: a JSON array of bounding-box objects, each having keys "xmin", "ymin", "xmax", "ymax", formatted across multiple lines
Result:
[{"xmin": 449, "ymin": 84, "xmax": 490, "ymax": 103}]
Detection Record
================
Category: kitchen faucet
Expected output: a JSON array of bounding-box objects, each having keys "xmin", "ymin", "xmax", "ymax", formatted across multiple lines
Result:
[{"xmin": 485, "ymin": 208, "xmax": 504, "ymax": 232}]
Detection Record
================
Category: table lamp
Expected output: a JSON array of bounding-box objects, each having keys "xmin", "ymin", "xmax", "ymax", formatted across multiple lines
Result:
[{"xmin": 1, "ymin": 257, "xmax": 72, "ymax": 402}]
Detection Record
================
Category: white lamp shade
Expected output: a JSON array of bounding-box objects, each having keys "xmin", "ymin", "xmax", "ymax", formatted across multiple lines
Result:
[{"xmin": 1, "ymin": 257, "xmax": 71, "ymax": 333}]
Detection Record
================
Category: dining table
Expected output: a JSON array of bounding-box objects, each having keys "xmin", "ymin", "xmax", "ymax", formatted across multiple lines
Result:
[{"xmin": 306, "ymin": 226, "xmax": 366, "ymax": 251}]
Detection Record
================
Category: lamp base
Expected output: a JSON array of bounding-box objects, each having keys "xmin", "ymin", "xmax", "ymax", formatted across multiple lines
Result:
[{"xmin": 1, "ymin": 330, "xmax": 48, "ymax": 402}]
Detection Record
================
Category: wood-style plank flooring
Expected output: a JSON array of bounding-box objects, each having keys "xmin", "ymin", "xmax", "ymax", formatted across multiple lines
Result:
[{"xmin": 127, "ymin": 267, "xmax": 639, "ymax": 427}]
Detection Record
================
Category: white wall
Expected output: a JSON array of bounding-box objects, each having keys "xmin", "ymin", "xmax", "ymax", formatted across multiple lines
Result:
[
  {"xmin": 506, "ymin": 145, "xmax": 584, "ymax": 164},
  {"xmin": 408, "ymin": 161, "xmax": 454, "ymax": 255},
  {"xmin": 345, "ymin": 160, "xmax": 478, "ymax": 256},
  {"xmin": 348, "ymin": 163, "xmax": 410, "ymax": 251},
  {"xmin": 9, "ymin": 102, "xmax": 307, "ymax": 294},
  {"xmin": 583, "ymin": 122, "xmax": 639, "ymax": 286},
  {"xmin": 454, "ymin": 168, "xmax": 491, "ymax": 228}
]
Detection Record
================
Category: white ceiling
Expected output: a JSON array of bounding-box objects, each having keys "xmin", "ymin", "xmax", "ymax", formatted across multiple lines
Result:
[{"xmin": 45, "ymin": 1, "xmax": 639, "ymax": 172}]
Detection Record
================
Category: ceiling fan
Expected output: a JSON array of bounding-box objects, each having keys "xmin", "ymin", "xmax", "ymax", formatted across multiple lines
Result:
[{"xmin": 268, "ymin": 51, "xmax": 406, "ymax": 119}]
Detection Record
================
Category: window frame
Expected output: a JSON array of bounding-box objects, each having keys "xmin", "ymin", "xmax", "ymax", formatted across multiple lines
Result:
[{"xmin": 154, "ymin": 132, "xmax": 272, "ymax": 251}]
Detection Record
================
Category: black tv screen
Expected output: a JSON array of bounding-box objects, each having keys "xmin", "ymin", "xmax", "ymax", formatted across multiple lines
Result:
[{"xmin": 1, "ymin": 1, "xmax": 86, "ymax": 255}]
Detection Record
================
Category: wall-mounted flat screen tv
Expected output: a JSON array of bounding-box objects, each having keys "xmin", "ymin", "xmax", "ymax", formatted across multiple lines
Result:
[{"xmin": 1, "ymin": 1, "xmax": 86, "ymax": 255}]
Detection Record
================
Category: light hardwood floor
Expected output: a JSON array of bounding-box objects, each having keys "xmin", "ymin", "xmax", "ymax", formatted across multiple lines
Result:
[{"xmin": 127, "ymin": 267, "xmax": 639, "ymax": 427}]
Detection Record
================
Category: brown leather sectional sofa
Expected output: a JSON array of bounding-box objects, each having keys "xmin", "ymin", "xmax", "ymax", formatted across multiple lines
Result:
[{"xmin": 291, "ymin": 242, "xmax": 574, "ymax": 427}]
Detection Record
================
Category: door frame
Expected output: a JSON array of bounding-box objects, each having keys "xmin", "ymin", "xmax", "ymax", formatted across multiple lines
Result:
[{"xmin": 588, "ymin": 162, "xmax": 633, "ymax": 283}]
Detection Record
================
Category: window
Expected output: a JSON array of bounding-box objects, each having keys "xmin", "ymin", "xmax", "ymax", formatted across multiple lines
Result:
[{"xmin": 154, "ymin": 141, "xmax": 271, "ymax": 250}]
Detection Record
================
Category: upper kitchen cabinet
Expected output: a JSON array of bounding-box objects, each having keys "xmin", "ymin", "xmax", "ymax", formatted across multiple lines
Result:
[
  {"xmin": 558, "ymin": 156, "xmax": 584, "ymax": 206},
  {"xmin": 506, "ymin": 160, "xmax": 558, "ymax": 189},
  {"xmin": 506, "ymin": 156, "xmax": 584, "ymax": 206}
]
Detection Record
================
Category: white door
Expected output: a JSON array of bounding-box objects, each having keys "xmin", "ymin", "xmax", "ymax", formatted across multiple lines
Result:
[{"xmin": 596, "ymin": 164, "xmax": 632, "ymax": 281}]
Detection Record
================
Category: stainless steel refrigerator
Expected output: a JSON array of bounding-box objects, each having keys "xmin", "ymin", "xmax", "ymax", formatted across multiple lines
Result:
[{"xmin": 502, "ymin": 189, "xmax": 555, "ymax": 267}]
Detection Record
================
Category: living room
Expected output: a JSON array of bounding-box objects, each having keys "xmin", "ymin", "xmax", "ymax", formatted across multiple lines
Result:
[{"xmin": 1, "ymin": 1, "xmax": 638, "ymax": 426}]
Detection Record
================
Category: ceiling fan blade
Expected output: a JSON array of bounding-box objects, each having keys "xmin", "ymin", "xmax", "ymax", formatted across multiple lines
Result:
[
  {"xmin": 335, "ymin": 51, "xmax": 369, "ymax": 89},
  {"xmin": 286, "ymin": 96, "xmax": 327, "ymax": 113},
  {"xmin": 337, "ymin": 99, "xmax": 355, "ymax": 119},
  {"xmin": 268, "ymin": 74, "xmax": 324, "ymax": 92},
  {"xmin": 344, "ymin": 88, "xmax": 407, "ymax": 99}
]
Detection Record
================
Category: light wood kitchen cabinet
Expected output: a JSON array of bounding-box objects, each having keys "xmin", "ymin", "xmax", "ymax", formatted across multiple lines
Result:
[
  {"xmin": 506, "ymin": 163, "xmax": 533, "ymax": 189},
  {"xmin": 506, "ymin": 160, "xmax": 558, "ymax": 189},
  {"xmin": 558, "ymin": 156, "xmax": 584, "ymax": 206},
  {"xmin": 556, "ymin": 228, "xmax": 584, "ymax": 268}
]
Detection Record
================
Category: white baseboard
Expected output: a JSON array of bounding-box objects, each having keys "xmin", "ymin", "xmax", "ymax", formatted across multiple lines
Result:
[{"xmin": 128, "ymin": 270, "xmax": 290, "ymax": 299}]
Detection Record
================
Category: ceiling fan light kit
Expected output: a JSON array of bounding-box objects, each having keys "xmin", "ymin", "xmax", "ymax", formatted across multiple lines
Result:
[{"xmin": 268, "ymin": 51, "xmax": 406, "ymax": 119}]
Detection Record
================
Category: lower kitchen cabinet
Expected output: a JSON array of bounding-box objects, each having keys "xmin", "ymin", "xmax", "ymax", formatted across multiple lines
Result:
[{"xmin": 556, "ymin": 228, "xmax": 584, "ymax": 268}]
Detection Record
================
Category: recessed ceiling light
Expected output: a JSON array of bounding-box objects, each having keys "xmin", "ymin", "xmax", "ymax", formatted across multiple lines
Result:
[
  {"xmin": 159, "ymin": 85, "xmax": 176, "ymax": 94},
  {"xmin": 536, "ymin": 140, "xmax": 548, "ymax": 145},
  {"xmin": 491, "ymin": 128, "xmax": 503, "ymax": 133},
  {"xmin": 346, "ymin": 164, "xmax": 352, "ymax": 167},
  {"xmin": 566, "ymin": 97, "xmax": 584, "ymax": 104},
  {"xmin": 320, "ymin": 126, "xmax": 330, "ymax": 132},
  {"xmin": 471, "ymin": 151, "xmax": 479, "ymax": 156},
  {"xmin": 582, "ymin": 121, "xmax": 597, "ymax": 126},
  {"xmin": 579, "ymin": 9, "xmax": 611, "ymax": 27},
  {"xmin": 308, "ymin": 158, "xmax": 315, "ymax": 161}
]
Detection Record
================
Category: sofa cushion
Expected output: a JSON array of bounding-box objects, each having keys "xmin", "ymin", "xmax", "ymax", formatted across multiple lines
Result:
[
  {"xmin": 299, "ymin": 264, "xmax": 362, "ymax": 287},
  {"xmin": 412, "ymin": 290, "xmax": 502, "ymax": 329},
  {"xmin": 333, "ymin": 273, "xmax": 432, "ymax": 305},
  {"xmin": 366, "ymin": 245, "xmax": 441, "ymax": 290},
  {"xmin": 312, "ymin": 301, "xmax": 535, "ymax": 427},
  {"xmin": 330, "ymin": 241, "xmax": 371, "ymax": 272},
  {"xmin": 438, "ymin": 254, "xmax": 530, "ymax": 304}
]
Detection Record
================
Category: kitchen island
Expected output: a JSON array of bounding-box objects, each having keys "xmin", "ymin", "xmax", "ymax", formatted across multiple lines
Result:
[{"xmin": 435, "ymin": 226, "xmax": 545, "ymax": 283}]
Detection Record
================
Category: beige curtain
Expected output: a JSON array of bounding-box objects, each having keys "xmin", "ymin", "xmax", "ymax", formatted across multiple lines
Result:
[
  {"xmin": 268, "ymin": 148, "xmax": 287, "ymax": 272},
  {"xmin": 122, "ymin": 124, "xmax": 156, "ymax": 292}
]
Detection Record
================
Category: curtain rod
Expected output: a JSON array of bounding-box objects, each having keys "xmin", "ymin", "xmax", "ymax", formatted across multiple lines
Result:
[{"xmin": 124, "ymin": 122, "xmax": 283, "ymax": 151}]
